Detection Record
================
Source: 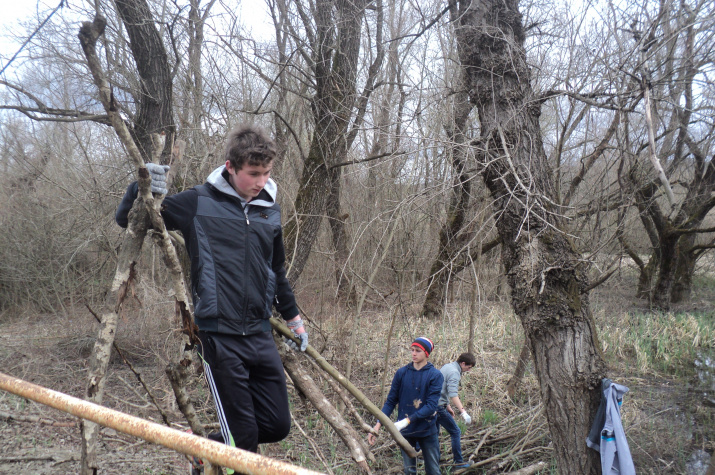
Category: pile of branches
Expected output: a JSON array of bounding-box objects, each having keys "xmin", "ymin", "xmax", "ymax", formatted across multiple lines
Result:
[{"xmin": 461, "ymin": 403, "xmax": 551, "ymax": 474}]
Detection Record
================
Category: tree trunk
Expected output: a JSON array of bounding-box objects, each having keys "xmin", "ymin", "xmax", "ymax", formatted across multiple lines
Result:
[
  {"xmin": 78, "ymin": 3, "xmax": 175, "ymax": 471},
  {"xmin": 636, "ymin": 255, "xmax": 658, "ymax": 299},
  {"xmin": 450, "ymin": 0, "xmax": 606, "ymax": 472},
  {"xmin": 421, "ymin": 68, "xmax": 474, "ymax": 319},
  {"xmin": 326, "ymin": 166, "xmax": 353, "ymax": 302},
  {"xmin": 283, "ymin": 0, "xmax": 366, "ymax": 284},
  {"xmin": 81, "ymin": 205, "xmax": 147, "ymax": 475},
  {"xmin": 505, "ymin": 339, "xmax": 531, "ymax": 399},
  {"xmin": 114, "ymin": 0, "xmax": 175, "ymax": 162},
  {"xmin": 671, "ymin": 235, "xmax": 697, "ymax": 303},
  {"xmin": 651, "ymin": 230, "xmax": 679, "ymax": 309}
]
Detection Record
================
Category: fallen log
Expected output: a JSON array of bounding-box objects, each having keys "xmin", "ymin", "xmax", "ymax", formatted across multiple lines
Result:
[{"xmin": 0, "ymin": 372, "xmax": 323, "ymax": 475}]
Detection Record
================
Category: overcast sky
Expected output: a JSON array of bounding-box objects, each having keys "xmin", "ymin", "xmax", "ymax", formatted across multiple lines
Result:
[
  {"xmin": 0, "ymin": 0, "xmax": 57, "ymax": 73},
  {"xmin": 0, "ymin": 0, "xmax": 271, "ymax": 75}
]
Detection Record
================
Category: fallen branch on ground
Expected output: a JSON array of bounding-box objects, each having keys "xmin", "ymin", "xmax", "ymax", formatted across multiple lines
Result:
[{"xmin": 0, "ymin": 410, "xmax": 75, "ymax": 427}]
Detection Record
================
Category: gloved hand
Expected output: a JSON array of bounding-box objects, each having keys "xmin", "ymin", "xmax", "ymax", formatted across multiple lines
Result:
[
  {"xmin": 146, "ymin": 163, "xmax": 170, "ymax": 195},
  {"xmin": 461, "ymin": 411, "xmax": 472, "ymax": 425},
  {"xmin": 285, "ymin": 316, "xmax": 309, "ymax": 352},
  {"xmin": 394, "ymin": 418, "xmax": 410, "ymax": 431}
]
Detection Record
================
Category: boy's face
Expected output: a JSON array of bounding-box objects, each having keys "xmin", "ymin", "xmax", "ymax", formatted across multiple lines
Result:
[
  {"xmin": 459, "ymin": 362, "xmax": 474, "ymax": 374},
  {"xmin": 226, "ymin": 160, "xmax": 273, "ymax": 201},
  {"xmin": 411, "ymin": 346, "xmax": 428, "ymax": 365}
]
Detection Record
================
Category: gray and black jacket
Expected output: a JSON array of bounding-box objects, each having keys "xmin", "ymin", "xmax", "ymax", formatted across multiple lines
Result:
[{"xmin": 116, "ymin": 165, "xmax": 299, "ymax": 335}]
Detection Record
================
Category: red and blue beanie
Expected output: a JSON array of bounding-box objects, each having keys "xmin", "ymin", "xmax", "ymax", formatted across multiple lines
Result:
[{"xmin": 411, "ymin": 337, "xmax": 434, "ymax": 356}]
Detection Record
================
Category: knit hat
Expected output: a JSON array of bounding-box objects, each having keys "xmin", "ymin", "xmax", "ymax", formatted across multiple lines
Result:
[{"xmin": 411, "ymin": 337, "xmax": 434, "ymax": 356}]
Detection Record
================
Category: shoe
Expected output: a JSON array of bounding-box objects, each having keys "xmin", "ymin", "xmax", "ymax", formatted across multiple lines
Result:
[
  {"xmin": 186, "ymin": 429, "xmax": 204, "ymax": 474},
  {"xmin": 189, "ymin": 455, "xmax": 204, "ymax": 475},
  {"xmin": 454, "ymin": 461, "xmax": 472, "ymax": 470}
]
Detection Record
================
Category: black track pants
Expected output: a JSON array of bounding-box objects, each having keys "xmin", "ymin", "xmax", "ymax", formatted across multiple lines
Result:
[{"xmin": 198, "ymin": 331, "xmax": 291, "ymax": 452}]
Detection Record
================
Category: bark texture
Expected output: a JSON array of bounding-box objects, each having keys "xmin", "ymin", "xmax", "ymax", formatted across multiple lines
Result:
[
  {"xmin": 114, "ymin": 0, "xmax": 175, "ymax": 161},
  {"xmin": 449, "ymin": 0, "xmax": 607, "ymax": 472}
]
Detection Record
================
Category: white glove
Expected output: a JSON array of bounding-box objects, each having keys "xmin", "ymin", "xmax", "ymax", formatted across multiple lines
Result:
[
  {"xmin": 146, "ymin": 163, "xmax": 170, "ymax": 194},
  {"xmin": 461, "ymin": 411, "xmax": 472, "ymax": 425},
  {"xmin": 394, "ymin": 418, "xmax": 410, "ymax": 431},
  {"xmin": 285, "ymin": 316, "xmax": 309, "ymax": 352}
]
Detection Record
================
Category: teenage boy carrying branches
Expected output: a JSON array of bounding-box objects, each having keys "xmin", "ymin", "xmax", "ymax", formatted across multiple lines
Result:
[
  {"xmin": 368, "ymin": 337, "xmax": 443, "ymax": 475},
  {"xmin": 116, "ymin": 125, "xmax": 307, "ymax": 459}
]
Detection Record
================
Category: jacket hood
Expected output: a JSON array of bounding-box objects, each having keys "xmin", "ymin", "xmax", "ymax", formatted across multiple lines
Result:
[
  {"xmin": 206, "ymin": 165, "xmax": 277, "ymax": 207},
  {"xmin": 408, "ymin": 362, "xmax": 435, "ymax": 372}
]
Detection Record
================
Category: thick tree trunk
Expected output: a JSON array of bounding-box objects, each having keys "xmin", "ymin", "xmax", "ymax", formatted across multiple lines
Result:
[
  {"xmin": 636, "ymin": 254, "xmax": 658, "ymax": 299},
  {"xmin": 652, "ymin": 230, "xmax": 680, "ymax": 309},
  {"xmin": 114, "ymin": 0, "xmax": 175, "ymax": 161},
  {"xmin": 672, "ymin": 235, "xmax": 697, "ymax": 303},
  {"xmin": 450, "ymin": 0, "xmax": 606, "ymax": 472},
  {"xmin": 326, "ymin": 166, "xmax": 354, "ymax": 302}
]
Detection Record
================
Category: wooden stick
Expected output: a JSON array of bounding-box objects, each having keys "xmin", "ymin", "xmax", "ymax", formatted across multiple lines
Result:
[
  {"xmin": 271, "ymin": 317, "xmax": 418, "ymax": 458},
  {"xmin": 0, "ymin": 410, "xmax": 75, "ymax": 427},
  {"xmin": 503, "ymin": 461, "xmax": 548, "ymax": 475},
  {"xmin": 0, "ymin": 372, "xmax": 323, "ymax": 475}
]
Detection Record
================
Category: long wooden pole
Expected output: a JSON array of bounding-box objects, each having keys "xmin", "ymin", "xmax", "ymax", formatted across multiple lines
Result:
[
  {"xmin": 272, "ymin": 318, "xmax": 418, "ymax": 458},
  {"xmin": 0, "ymin": 372, "xmax": 323, "ymax": 475}
]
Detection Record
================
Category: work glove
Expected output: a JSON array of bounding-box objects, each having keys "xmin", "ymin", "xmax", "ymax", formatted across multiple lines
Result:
[
  {"xmin": 285, "ymin": 316, "xmax": 309, "ymax": 352},
  {"xmin": 394, "ymin": 418, "xmax": 410, "ymax": 431},
  {"xmin": 461, "ymin": 411, "xmax": 472, "ymax": 425},
  {"xmin": 146, "ymin": 163, "xmax": 170, "ymax": 195}
]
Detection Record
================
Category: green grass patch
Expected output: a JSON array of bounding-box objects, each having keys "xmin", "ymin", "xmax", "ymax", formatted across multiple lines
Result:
[
  {"xmin": 480, "ymin": 409, "xmax": 500, "ymax": 426},
  {"xmin": 598, "ymin": 311, "xmax": 714, "ymax": 376}
]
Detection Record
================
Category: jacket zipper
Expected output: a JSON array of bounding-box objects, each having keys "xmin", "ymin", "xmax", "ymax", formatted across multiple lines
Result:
[{"xmin": 241, "ymin": 202, "xmax": 250, "ymax": 334}]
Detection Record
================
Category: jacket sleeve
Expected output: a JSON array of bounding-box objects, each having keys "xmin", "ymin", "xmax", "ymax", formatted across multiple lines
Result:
[
  {"xmin": 381, "ymin": 368, "xmax": 403, "ymax": 419},
  {"xmin": 115, "ymin": 181, "xmax": 197, "ymax": 232},
  {"xmin": 115, "ymin": 182, "xmax": 139, "ymax": 228},
  {"xmin": 272, "ymin": 226, "xmax": 300, "ymax": 320},
  {"xmin": 409, "ymin": 370, "xmax": 443, "ymax": 422}
]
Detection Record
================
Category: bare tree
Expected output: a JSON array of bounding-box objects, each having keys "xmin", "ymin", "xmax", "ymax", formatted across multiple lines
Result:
[
  {"xmin": 76, "ymin": 0, "xmax": 176, "ymax": 472},
  {"xmin": 273, "ymin": 0, "xmax": 385, "ymax": 293},
  {"xmin": 449, "ymin": 0, "xmax": 607, "ymax": 473},
  {"xmin": 617, "ymin": 0, "xmax": 715, "ymax": 308}
]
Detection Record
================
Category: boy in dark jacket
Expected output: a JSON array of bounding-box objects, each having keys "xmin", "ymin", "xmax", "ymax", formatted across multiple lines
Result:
[
  {"xmin": 115, "ymin": 125, "xmax": 307, "ymax": 457},
  {"xmin": 368, "ymin": 337, "xmax": 443, "ymax": 475}
]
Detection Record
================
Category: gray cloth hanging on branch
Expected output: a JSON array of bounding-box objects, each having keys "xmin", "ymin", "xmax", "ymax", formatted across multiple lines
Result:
[{"xmin": 586, "ymin": 378, "xmax": 636, "ymax": 475}]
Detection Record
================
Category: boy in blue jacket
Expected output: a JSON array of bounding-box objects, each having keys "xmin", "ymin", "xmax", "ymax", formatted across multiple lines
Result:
[{"xmin": 368, "ymin": 337, "xmax": 444, "ymax": 475}]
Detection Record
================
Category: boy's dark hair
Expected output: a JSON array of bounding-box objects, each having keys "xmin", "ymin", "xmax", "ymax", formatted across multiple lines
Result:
[
  {"xmin": 224, "ymin": 125, "xmax": 277, "ymax": 170},
  {"xmin": 457, "ymin": 352, "xmax": 476, "ymax": 367}
]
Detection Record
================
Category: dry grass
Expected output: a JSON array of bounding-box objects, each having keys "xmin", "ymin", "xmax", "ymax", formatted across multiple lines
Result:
[{"xmin": 0, "ymin": 270, "xmax": 713, "ymax": 474}]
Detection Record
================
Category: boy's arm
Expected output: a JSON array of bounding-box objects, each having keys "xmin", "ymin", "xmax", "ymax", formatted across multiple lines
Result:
[
  {"xmin": 271, "ymin": 226, "xmax": 307, "ymax": 351},
  {"xmin": 115, "ymin": 181, "xmax": 196, "ymax": 231},
  {"xmin": 381, "ymin": 369, "xmax": 402, "ymax": 417},
  {"xmin": 446, "ymin": 371, "xmax": 460, "ymax": 399},
  {"xmin": 369, "ymin": 369, "xmax": 402, "ymax": 444},
  {"xmin": 115, "ymin": 182, "xmax": 139, "ymax": 228}
]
